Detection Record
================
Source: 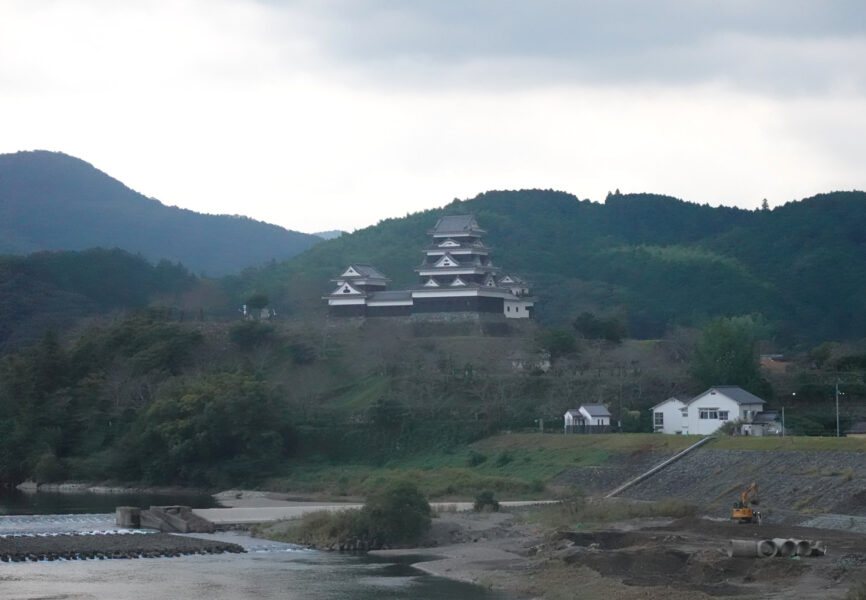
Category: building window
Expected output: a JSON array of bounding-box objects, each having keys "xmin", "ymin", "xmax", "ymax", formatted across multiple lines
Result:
[
  {"xmin": 718, "ymin": 411, "xmax": 729, "ymax": 421},
  {"xmin": 654, "ymin": 412, "xmax": 664, "ymax": 426},
  {"xmin": 699, "ymin": 408, "xmax": 719, "ymax": 420},
  {"xmin": 506, "ymin": 306, "xmax": 511, "ymax": 312}
]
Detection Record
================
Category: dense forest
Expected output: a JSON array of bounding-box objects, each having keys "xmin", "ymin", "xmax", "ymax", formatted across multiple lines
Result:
[
  {"xmin": 1, "ymin": 308, "xmax": 863, "ymax": 488},
  {"xmin": 237, "ymin": 189, "xmax": 866, "ymax": 345},
  {"xmin": 0, "ymin": 248, "xmax": 198, "ymax": 351},
  {"xmin": 0, "ymin": 151, "xmax": 322, "ymax": 276},
  {"xmin": 2, "ymin": 174, "xmax": 866, "ymax": 488}
]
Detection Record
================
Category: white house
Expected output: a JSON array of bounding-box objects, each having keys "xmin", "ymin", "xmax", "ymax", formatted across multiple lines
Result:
[
  {"xmin": 652, "ymin": 386, "xmax": 766, "ymax": 435},
  {"xmin": 651, "ymin": 396, "xmax": 689, "ymax": 434},
  {"xmin": 564, "ymin": 405, "xmax": 612, "ymax": 432}
]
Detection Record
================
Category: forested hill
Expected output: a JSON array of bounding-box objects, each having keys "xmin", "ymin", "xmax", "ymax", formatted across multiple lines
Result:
[
  {"xmin": 244, "ymin": 189, "xmax": 866, "ymax": 344},
  {"xmin": 0, "ymin": 151, "xmax": 321, "ymax": 275},
  {"xmin": 0, "ymin": 248, "xmax": 196, "ymax": 351}
]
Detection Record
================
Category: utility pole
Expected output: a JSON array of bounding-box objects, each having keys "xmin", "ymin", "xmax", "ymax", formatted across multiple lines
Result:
[
  {"xmin": 781, "ymin": 406, "xmax": 785, "ymax": 437},
  {"xmin": 836, "ymin": 378, "xmax": 841, "ymax": 438}
]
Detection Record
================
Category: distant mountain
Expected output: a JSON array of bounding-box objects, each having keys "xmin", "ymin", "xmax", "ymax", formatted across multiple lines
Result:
[
  {"xmin": 0, "ymin": 151, "xmax": 321, "ymax": 275},
  {"xmin": 313, "ymin": 230, "xmax": 345, "ymax": 240},
  {"xmin": 237, "ymin": 189, "xmax": 866, "ymax": 344}
]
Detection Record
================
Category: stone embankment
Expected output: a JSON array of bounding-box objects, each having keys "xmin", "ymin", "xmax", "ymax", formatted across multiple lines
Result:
[
  {"xmin": 617, "ymin": 449, "xmax": 866, "ymax": 523},
  {"xmin": 0, "ymin": 532, "xmax": 244, "ymax": 562}
]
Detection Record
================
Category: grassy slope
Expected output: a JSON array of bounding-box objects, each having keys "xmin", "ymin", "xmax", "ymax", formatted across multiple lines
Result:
[{"xmin": 266, "ymin": 433, "xmax": 866, "ymax": 500}]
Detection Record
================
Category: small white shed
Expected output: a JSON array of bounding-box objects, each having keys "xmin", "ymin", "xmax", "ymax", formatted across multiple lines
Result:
[
  {"xmin": 651, "ymin": 397, "xmax": 688, "ymax": 434},
  {"xmin": 564, "ymin": 405, "xmax": 612, "ymax": 432}
]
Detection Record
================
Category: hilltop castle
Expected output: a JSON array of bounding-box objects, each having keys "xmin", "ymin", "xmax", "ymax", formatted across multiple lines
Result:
[{"xmin": 324, "ymin": 215, "xmax": 535, "ymax": 318}]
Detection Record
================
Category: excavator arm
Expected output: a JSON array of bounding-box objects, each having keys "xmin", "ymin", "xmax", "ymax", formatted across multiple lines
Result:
[{"xmin": 732, "ymin": 483, "xmax": 762, "ymax": 524}]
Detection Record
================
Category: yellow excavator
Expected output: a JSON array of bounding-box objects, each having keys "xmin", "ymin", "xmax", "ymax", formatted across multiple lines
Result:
[{"xmin": 732, "ymin": 482, "xmax": 762, "ymax": 524}]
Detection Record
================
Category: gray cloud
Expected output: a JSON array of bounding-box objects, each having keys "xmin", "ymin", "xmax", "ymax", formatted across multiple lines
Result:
[{"xmin": 272, "ymin": 0, "xmax": 866, "ymax": 93}]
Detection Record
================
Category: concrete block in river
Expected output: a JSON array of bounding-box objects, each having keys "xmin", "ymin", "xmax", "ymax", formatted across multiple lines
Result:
[
  {"xmin": 140, "ymin": 506, "xmax": 214, "ymax": 533},
  {"xmin": 115, "ymin": 506, "xmax": 141, "ymax": 528}
]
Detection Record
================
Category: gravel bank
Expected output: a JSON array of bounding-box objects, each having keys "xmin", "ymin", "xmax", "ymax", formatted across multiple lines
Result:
[{"xmin": 0, "ymin": 532, "xmax": 244, "ymax": 562}]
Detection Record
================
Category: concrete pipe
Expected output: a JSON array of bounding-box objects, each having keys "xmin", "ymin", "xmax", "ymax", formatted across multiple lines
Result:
[
  {"xmin": 758, "ymin": 539, "xmax": 777, "ymax": 558},
  {"xmin": 810, "ymin": 541, "xmax": 827, "ymax": 556},
  {"xmin": 791, "ymin": 539, "xmax": 812, "ymax": 557},
  {"xmin": 772, "ymin": 538, "xmax": 796, "ymax": 558},
  {"xmin": 728, "ymin": 539, "xmax": 777, "ymax": 558}
]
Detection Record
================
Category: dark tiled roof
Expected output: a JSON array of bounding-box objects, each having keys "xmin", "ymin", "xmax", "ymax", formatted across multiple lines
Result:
[
  {"xmin": 703, "ymin": 386, "xmax": 766, "ymax": 405},
  {"xmin": 348, "ymin": 264, "xmax": 387, "ymax": 279},
  {"xmin": 580, "ymin": 404, "xmax": 612, "ymax": 417},
  {"xmin": 430, "ymin": 215, "xmax": 484, "ymax": 236}
]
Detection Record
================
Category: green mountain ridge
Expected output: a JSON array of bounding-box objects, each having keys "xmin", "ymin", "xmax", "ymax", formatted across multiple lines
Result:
[
  {"xmin": 0, "ymin": 150, "xmax": 322, "ymax": 276},
  {"xmin": 240, "ymin": 189, "xmax": 866, "ymax": 344}
]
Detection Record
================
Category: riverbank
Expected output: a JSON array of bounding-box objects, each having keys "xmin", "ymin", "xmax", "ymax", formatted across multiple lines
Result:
[{"xmin": 364, "ymin": 503, "xmax": 866, "ymax": 600}]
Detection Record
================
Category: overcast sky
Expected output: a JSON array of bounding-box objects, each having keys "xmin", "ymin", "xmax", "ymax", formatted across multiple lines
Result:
[{"xmin": 2, "ymin": 1, "xmax": 864, "ymax": 233}]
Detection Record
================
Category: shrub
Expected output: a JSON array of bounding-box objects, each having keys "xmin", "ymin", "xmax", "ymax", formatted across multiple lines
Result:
[
  {"xmin": 33, "ymin": 451, "xmax": 64, "ymax": 483},
  {"xmin": 467, "ymin": 450, "xmax": 488, "ymax": 467},
  {"xmin": 474, "ymin": 490, "xmax": 500, "ymax": 512},
  {"xmin": 264, "ymin": 481, "xmax": 432, "ymax": 549},
  {"xmin": 229, "ymin": 321, "xmax": 275, "ymax": 350},
  {"xmin": 494, "ymin": 450, "xmax": 513, "ymax": 467},
  {"xmin": 362, "ymin": 480, "xmax": 432, "ymax": 546}
]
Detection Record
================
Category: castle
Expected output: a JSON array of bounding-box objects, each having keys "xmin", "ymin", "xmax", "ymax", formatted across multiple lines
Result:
[{"xmin": 324, "ymin": 215, "xmax": 535, "ymax": 318}]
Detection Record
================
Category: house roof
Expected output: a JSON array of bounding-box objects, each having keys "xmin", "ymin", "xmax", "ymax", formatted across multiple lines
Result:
[
  {"xmin": 429, "ymin": 215, "xmax": 485, "ymax": 236},
  {"xmin": 752, "ymin": 411, "xmax": 779, "ymax": 424},
  {"xmin": 694, "ymin": 386, "xmax": 765, "ymax": 405},
  {"xmin": 650, "ymin": 396, "xmax": 688, "ymax": 410},
  {"xmin": 580, "ymin": 404, "xmax": 612, "ymax": 417}
]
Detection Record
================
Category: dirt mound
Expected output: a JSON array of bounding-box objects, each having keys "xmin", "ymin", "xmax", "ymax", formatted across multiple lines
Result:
[{"xmin": 555, "ymin": 530, "xmax": 649, "ymax": 549}]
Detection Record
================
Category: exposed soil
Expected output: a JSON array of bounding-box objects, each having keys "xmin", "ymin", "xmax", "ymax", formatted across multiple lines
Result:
[
  {"xmin": 542, "ymin": 516, "xmax": 866, "ymax": 599},
  {"xmin": 376, "ymin": 507, "xmax": 866, "ymax": 600}
]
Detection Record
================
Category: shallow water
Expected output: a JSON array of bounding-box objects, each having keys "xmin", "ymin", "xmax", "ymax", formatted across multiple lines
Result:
[
  {"xmin": 0, "ymin": 507, "xmax": 512, "ymax": 600},
  {"xmin": 0, "ymin": 531, "xmax": 512, "ymax": 600}
]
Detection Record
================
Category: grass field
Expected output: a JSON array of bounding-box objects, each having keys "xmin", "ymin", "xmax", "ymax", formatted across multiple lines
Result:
[
  {"xmin": 266, "ymin": 433, "xmax": 698, "ymax": 499},
  {"xmin": 265, "ymin": 433, "xmax": 866, "ymax": 500}
]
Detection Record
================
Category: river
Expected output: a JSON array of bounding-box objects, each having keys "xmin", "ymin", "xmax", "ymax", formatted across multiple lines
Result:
[{"xmin": 0, "ymin": 493, "xmax": 513, "ymax": 600}]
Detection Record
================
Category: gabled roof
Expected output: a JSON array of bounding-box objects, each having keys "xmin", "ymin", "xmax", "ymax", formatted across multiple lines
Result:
[
  {"xmin": 429, "ymin": 215, "xmax": 485, "ymax": 236},
  {"xmin": 499, "ymin": 274, "xmax": 525, "ymax": 284},
  {"xmin": 651, "ymin": 396, "xmax": 688, "ymax": 410},
  {"xmin": 342, "ymin": 264, "xmax": 388, "ymax": 279},
  {"xmin": 434, "ymin": 253, "xmax": 460, "ymax": 268},
  {"xmin": 580, "ymin": 404, "xmax": 611, "ymax": 417},
  {"xmin": 692, "ymin": 386, "xmax": 765, "ymax": 405}
]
